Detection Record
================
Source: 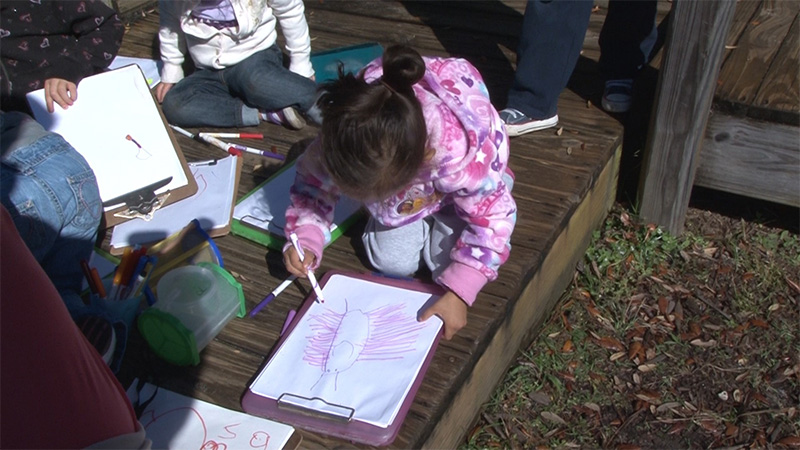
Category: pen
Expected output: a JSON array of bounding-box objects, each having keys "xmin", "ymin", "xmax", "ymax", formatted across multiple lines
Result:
[
  {"xmin": 289, "ymin": 232, "xmax": 324, "ymax": 303},
  {"xmin": 81, "ymin": 259, "xmax": 98, "ymax": 295},
  {"xmin": 133, "ymin": 256, "xmax": 158, "ymax": 304},
  {"xmin": 90, "ymin": 268, "xmax": 107, "ymax": 299},
  {"xmin": 170, "ymin": 125, "xmax": 228, "ymax": 152},
  {"xmin": 110, "ymin": 247, "xmax": 133, "ymax": 300},
  {"xmin": 169, "ymin": 125, "xmax": 284, "ymax": 161},
  {"xmin": 280, "ymin": 309, "xmax": 297, "ymax": 336},
  {"xmin": 123, "ymin": 250, "xmax": 149, "ymax": 298},
  {"xmin": 249, "ymin": 275, "xmax": 297, "ymax": 318},
  {"xmin": 169, "ymin": 124, "xmax": 195, "ymax": 139},
  {"xmin": 198, "ymin": 132, "xmax": 264, "ymax": 139},
  {"xmin": 227, "ymin": 143, "xmax": 285, "ymax": 161}
]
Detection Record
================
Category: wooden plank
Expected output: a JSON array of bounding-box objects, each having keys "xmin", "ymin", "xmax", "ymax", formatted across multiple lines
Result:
[
  {"xmin": 638, "ymin": 0, "xmax": 737, "ymax": 235},
  {"xmin": 715, "ymin": 0, "xmax": 799, "ymax": 118},
  {"xmin": 696, "ymin": 113, "xmax": 800, "ymax": 207},
  {"xmin": 723, "ymin": 0, "xmax": 762, "ymax": 49},
  {"xmin": 751, "ymin": 12, "xmax": 800, "ymax": 123}
]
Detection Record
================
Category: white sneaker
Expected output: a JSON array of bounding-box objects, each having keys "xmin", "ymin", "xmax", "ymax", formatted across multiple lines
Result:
[{"xmin": 499, "ymin": 108, "xmax": 559, "ymax": 136}]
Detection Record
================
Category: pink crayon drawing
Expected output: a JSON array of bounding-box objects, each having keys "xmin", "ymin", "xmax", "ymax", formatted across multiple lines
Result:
[{"xmin": 303, "ymin": 298, "xmax": 427, "ymax": 390}]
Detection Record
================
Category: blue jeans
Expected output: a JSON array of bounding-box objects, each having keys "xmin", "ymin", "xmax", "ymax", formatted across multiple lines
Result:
[
  {"xmin": 507, "ymin": 0, "xmax": 594, "ymax": 120},
  {"xmin": 161, "ymin": 45, "xmax": 319, "ymax": 127},
  {"xmin": 599, "ymin": 0, "xmax": 659, "ymax": 80},
  {"xmin": 506, "ymin": 0, "xmax": 657, "ymax": 119},
  {"xmin": 1, "ymin": 121, "xmax": 102, "ymax": 314}
]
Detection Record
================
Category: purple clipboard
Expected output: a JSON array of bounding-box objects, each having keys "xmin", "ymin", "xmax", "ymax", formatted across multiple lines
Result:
[{"xmin": 241, "ymin": 270, "xmax": 444, "ymax": 446}]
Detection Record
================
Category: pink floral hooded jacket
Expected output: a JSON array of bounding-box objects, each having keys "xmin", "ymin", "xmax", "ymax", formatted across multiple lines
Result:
[{"xmin": 285, "ymin": 55, "xmax": 517, "ymax": 305}]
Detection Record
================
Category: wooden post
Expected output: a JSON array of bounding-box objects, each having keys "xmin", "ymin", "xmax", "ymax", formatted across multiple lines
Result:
[{"xmin": 638, "ymin": 0, "xmax": 736, "ymax": 235}]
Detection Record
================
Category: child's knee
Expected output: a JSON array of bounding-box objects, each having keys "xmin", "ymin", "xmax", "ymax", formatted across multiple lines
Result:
[
  {"xmin": 369, "ymin": 251, "xmax": 420, "ymax": 278},
  {"xmin": 362, "ymin": 231, "xmax": 421, "ymax": 277}
]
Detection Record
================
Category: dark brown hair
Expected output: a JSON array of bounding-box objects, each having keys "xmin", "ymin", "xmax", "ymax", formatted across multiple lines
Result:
[{"xmin": 316, "ymin": 44, "xmax": 427, "ymax": 201}]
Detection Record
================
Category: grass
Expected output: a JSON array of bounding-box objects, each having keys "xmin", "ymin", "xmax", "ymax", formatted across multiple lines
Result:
[{"xmin": 461, "ymin": 203, "xmax": 800, "ymax": 449}]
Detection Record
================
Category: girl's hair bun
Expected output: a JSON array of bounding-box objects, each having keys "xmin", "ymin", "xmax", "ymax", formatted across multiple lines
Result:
[{"xmin": 380, "ymin": 45, "xmax": 425, "ymax": 92}]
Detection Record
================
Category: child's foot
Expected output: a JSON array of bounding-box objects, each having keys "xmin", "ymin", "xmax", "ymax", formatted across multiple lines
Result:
[
  {"xmin": 498, "ymin": 108, "xmax": 558, "ymax": 136},
  {"xmin": 260, "ymin": 107, "xmax": 306, "ymax": 130}
]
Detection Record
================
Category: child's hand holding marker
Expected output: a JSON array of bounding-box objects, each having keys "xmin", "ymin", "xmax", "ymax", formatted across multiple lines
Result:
[{"xmin": 283, "ymin": 232, "xmax": 324, "ymax": 303}]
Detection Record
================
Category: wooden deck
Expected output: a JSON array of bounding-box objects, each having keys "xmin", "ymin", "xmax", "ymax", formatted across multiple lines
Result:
[{"xmin": 110, "ymin": 2, "xmax": 638, "ymax": 448}]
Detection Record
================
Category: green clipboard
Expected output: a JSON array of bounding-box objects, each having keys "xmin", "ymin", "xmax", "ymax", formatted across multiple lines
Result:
[
  {"xmin": 230, "ymin": 160, "xmax": 363, "ymax": 250},
  {"xmin": 311, "ymin": 42, "xmax": 383, "ymax": 83}
]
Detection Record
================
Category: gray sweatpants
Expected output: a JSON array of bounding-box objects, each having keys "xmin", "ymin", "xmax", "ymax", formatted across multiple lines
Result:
[{"xmin": 362, "ymin": 206, "xmax": 466, "ymax": 280}]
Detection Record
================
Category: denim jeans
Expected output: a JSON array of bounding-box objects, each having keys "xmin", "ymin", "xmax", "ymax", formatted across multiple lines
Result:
[
  {"xmin": 161, "ymin": 45, "xmax": 319, "ymax": 127},
  {"xmin": 599, "ymin": 0, "xmax": 659, "ymax": 80},
  {"xmin": 1, "ymin": 117, "xmax": 102, "ymax": 314},
  {"xmin": 507, "ymin": 0, "xmax": 594, "ymax": 120}
]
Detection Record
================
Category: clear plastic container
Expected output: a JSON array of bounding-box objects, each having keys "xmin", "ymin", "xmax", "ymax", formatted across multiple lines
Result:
[{"xmin": 138, "ymin": 262, "xmax": 244, "ymax": 366}]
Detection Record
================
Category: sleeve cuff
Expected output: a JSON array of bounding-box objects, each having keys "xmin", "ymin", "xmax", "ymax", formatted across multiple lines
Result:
[
  {"xmin": 160, "ymin": 63, "xmax": 185, "ymax": 84},
  {"xmin": 289, "ymin": 58, "xmax": 314, "ymax": 78},
  {"xmin": 436, "ymin": 262, "xmax": 488, "ymax": 306},
  {"xmin": 282, "ymin": 225, "xmax": 326, "ymax": 270}
]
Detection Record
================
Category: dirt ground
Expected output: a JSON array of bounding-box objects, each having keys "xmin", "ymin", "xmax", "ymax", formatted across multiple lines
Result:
[{"xmin": 464, "ymin": 192, "xmax": 800, "ymax": 449}]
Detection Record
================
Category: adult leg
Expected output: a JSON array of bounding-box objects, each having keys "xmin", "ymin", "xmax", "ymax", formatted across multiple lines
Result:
[
  {"xmin": 599, "ymin": 0, "xmax": 659, "ymax": 80},
  {"xmin": 506, "ymin": 0, "xmax": 594, "ymax": 120}
]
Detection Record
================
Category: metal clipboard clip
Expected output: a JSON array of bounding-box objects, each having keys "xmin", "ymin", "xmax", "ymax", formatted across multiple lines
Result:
[
  {"xmin": 104, "ymin": 177, "xmax": 173, "ymax": 222},
  {"xmin": 277, "ymin": 393, "xmax": 355, "ymax": 423}
]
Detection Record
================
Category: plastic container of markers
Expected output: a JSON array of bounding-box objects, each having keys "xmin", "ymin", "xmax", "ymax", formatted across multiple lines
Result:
[
  {"xmin": 137, "ymin": 262, "xmax": 245, "ymax": 366},
  {"xmin": 74, "ymin": 281, "xmax": 144, "ymax": 373}
]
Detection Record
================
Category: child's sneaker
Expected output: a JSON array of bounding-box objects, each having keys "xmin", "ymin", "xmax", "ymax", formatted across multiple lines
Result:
[
  {"xmin": 499, "ymin": 108, "xmax": 559, "ymax": 136},
  {"xmin": 601, "ymin": 79, "xmax": 634, "ymax": 113},
  {"xmin": 260, "ymin": 106, "xmax": 306, "ymax": 130}
]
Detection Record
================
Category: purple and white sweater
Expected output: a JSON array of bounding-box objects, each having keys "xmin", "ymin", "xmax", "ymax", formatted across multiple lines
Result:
[{"xmin": 285, "ymin": 55, "xmax": 517, "ymax": 305}]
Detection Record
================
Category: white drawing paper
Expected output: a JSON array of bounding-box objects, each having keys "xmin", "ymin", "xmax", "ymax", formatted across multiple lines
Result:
[
  {"xmin": 232, "ymin": 164, "xmax": 361, "ymax": 236},
  {"xmin": 108, "ymin": 56, "xmax": 162, "ymax": 87},
  {"xmin": 127, "ymin": 381, "xmax": 295, "ymax": 450},
  {"xmin": 110, "ymin": 155, "xmax": 238, "ymax": 249},
  {"xmin": 249, "ymin": 274, "xmax": 443, "ymax": 428},
  {"xmin": 26, "ymin": 65, "xmax": 189, "ymax": 209}
]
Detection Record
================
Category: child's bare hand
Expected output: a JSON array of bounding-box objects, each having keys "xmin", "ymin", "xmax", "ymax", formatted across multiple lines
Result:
[
  {"xmin": 155, "ymin": 82, "xmax": 174, "ymax": 103},
  {"xmin": 419, "ymin": 290, "xmax": 467, "ymax": 340},
  {"xmin": 282, "ymin": 245, "xmax": 317, "ymax": 279},
  {"xmin": 44, "ymin": 78, "xmax": 77, "ymax": 112}
]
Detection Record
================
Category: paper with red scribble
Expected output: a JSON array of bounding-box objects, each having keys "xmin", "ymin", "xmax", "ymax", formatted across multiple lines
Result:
[
  {"xmin": 127, "ymin": 381, "xmax": 295, "ymax": 450},
  {"xmin": 110, "ymin": 155, "xmax": 238, "ymax": 249},
  {"xmin": 249, "ymin": 274, "xmax": 443, "ymax": 428},
  {"xmin": 26, "ymin": 65, "xmax": 189, "ymax": 206}
]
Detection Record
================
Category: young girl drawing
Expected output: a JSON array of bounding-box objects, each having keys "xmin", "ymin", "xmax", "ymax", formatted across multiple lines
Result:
[{"xmin": 282, "ymin": 45, "xmax": 517, "ymax": 340}]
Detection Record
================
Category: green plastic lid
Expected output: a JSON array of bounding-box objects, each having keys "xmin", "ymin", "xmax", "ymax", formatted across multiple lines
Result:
[
  {"xmin": 138, "ymin": 308, "xmax": 200, "ymax": 366},
  {"xmin": 197, "ymin": 262, "xmax": 246, "ymax": 318}
]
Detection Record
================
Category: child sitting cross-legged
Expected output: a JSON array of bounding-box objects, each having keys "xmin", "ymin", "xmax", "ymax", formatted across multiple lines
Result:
[{"xmin": 282, "ymin": 45, "xmax": 517, "ymax": 340}]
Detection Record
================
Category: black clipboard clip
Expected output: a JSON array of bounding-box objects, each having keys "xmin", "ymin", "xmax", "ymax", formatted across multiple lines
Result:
[{"xmin": 104, "ymin": 177, "xmax": 173, "ymax": 222}]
